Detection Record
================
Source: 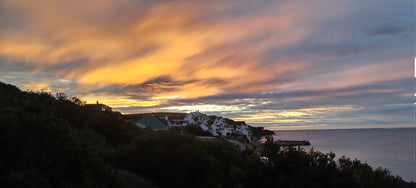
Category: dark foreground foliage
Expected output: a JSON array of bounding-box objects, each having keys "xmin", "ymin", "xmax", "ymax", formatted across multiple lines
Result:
[{"xmin": 0, "ymin": 82, "xmax": 415, "ymax": 188}]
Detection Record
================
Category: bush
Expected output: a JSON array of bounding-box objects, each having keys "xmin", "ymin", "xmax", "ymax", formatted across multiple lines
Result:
[{"xmin": 182, "ymin": 124, "xmax": 213, "ymax": 136}]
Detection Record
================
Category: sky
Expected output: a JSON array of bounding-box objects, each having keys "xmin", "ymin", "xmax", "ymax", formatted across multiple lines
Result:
[{"xmin": 0, "ymin": 0, "xmax": 413, "ymax": 130}]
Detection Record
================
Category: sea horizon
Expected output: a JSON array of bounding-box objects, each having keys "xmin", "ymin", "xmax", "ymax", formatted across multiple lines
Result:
[{"xmin": 269, "ymin": 126, "xmax": 416, "ymax": 132}]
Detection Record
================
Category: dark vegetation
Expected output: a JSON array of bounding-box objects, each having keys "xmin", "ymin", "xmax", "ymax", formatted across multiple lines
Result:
[
  {"xmin": 249, "ymin": 126, "xmax": 275, "ymax": 141},
  {"xmin": 0, "ymin": 82, "xmax": 415, "ymax": 188},
  {"xmin": 182, "ymin": 124, "xmax": 213, "ymax": 136},
  {"xmin": 124, "ymin": 112, "xmax": 187, "ymax": 121}
]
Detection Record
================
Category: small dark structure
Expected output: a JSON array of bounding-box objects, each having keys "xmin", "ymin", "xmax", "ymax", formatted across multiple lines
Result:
[
  {"xmin": 276, "ymin": 140, "xmax": 311, "ymax": 146},
  {"xmin": 85, "ymin": 101, "xmax": 112, "ymax": 112}
]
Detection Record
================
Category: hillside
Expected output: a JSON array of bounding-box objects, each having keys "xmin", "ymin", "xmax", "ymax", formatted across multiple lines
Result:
[
  {"xmin": 1, "ymin": 81, "xmax": 415, "ymax": 188},
  {"xmin": 125, "ymin": 112, "xmax": 274, "ymax": 142}
]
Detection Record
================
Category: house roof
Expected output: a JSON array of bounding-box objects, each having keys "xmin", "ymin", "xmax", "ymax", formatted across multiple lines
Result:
[
  {"xmin": 137, "ymin": 114, "xmax": 168, "ymax": 130},
  {"xmin": 85, "ymin": 103, "xmax": 112, "ymax": 111},
  {"xmin": 85, "ymin": 103, "xmax": 111, "ymax": 108}
]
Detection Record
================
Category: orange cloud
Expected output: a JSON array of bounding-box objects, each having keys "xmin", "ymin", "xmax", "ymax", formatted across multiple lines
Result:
[
  {"xmin": 0, "ymin": 0, "xmax": 313, "ymax": 101},
  {"xmin": 0, "ymin": 0, "xmax": 411, "ymax": 131},
  {"xmin": 233, "ymin": 105, "xmax": 358, "ymax": 124},
  {"xmin": 84, "ymin": 98, "xmax": 160, "ymax": 108}
]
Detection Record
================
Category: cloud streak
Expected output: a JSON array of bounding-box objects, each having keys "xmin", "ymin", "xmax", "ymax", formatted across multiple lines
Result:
[{"xmin": 0, "ymin": 0, "xmax": 412, "ymax": 129}]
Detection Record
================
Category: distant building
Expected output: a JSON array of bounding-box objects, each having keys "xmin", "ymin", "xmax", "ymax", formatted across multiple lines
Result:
[
  {"xmin": 85, "ymin": 101, "xmax": 112, "ymax": 112},
  {"xmin": 168, "ymin": 119, "xmax": 188, "ymax": 127},
  {"xmin": 136, "ymin": 114, "xmax": 169, "ymax": 130}
]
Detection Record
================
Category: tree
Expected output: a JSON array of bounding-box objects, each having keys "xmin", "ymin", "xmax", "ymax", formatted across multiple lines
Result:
[{"xmin": 261, "ymin": 135, "xmax": 280, "ymax": 160}]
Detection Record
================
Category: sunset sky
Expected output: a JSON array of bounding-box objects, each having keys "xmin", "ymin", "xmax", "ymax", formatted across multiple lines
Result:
[{"xmin": 0, "ymin": 0, "xmax": 412, "ymax": 130}]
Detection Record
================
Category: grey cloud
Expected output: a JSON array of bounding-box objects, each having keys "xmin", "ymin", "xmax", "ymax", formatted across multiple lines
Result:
[
  {"xmin": 0, "ymin": 0, "xmax": 412, "ymax": 129},
  {"xmin": 366, "ymin": 25, "xmax": 405, "ymax": 36},
  {"xmin": 163, "ymin": 78, "xmax": 411, "ymax": 121}
]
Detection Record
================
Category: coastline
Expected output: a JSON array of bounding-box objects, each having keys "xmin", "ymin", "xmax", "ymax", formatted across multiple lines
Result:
[{"xmin": 269, "ymin": 128, "xmax": 416, "ymax": 182}]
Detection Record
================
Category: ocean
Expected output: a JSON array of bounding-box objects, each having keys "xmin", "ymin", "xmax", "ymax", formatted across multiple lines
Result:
[{"xmin": 270, "ymin": 128, "xmax": 416, "ymax": 182}]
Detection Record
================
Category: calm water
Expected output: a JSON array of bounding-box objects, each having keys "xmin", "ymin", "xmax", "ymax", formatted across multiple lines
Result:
[{"xmin": 271, "ymin": 128, "xmax": 416, "ymax": 182}]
